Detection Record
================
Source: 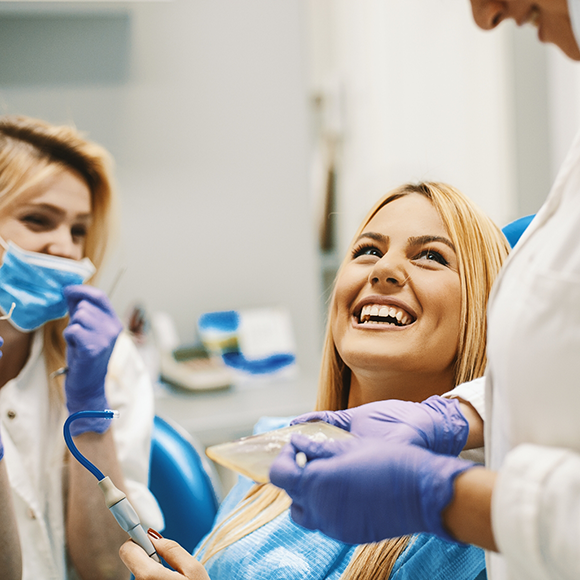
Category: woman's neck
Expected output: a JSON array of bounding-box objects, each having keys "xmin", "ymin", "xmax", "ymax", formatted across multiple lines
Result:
[
  {"xmin": 0, "ymin": 320, "xmax": 34, "ymax": 389},
  {"xmin": 347, "ymin": 367, "xmax": 455, "ymax": 408}
]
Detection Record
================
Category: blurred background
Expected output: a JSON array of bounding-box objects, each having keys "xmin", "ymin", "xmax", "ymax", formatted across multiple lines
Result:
[{"xmin": 1, "ymin": 0, "xmax": 579, "ymax": 467}]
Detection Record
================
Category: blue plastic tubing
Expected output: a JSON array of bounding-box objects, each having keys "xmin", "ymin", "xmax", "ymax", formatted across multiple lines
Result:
[{"xmin": 63, "ymin": 410, "xmax": 117, "ymax": 481}]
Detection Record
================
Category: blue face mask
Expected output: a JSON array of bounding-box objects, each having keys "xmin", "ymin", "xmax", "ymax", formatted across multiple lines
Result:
[{"xmin": 0, "ymin": 240, "xmax": 96, "ymax": 332}]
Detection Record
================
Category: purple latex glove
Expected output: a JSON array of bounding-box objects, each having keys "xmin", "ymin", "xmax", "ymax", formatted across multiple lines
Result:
[
  {"xmin": 292, "ymin": 396, "xmax": 468, "ymax": 456},
  {"xmin": 270, "ymin": 434, "xmax": 475, "ymax": 545},
  {"xmin": 63, "ymin": 286, "xmax": 122, "ymax": 436}
]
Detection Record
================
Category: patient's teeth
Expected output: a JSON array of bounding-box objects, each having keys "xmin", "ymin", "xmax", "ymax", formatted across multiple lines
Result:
[
  {"xmin": 388, "ymin": 307, "xmax": 397, "ymax": 318},
  {"xmin": 396, "ymin": 310, "xmax": 403, "ymax": 322},
  {"xmin": 370, "ymin": 306, "xmax": 379, "ymax": 317},
  {"xmin": 379, "ymin": 307, "xmax": 389, "ymax": 318}
]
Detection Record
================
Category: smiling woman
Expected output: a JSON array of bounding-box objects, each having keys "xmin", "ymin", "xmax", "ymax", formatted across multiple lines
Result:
[
  {"xmin": 332, "ymin": 193, "xmax": 463, "ymax": 407},
  {"xmin": 121, "ymin": 182, "xmax": 510, "ymax": 580},
  {"xmin": 0, "ymin": 115, "xmax": 162, "ymax": 580}
]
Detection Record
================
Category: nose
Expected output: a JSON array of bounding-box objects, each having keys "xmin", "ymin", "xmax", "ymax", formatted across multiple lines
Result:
[
  {"xmin": 44, "ymin": 227, "xmax": 81, "ymax": 261},
  {"xmin": 368, "ymin": 253, "xmax": 409, "ymax": 288},
  {"xmin": 470, "ymin": 0, "xmax": 506, "ymax": 30}
]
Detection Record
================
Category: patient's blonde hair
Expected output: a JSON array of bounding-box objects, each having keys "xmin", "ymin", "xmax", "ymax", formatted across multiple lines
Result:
[
  {"xmin": 0, "ymin": 115, "xmax": 117, "ymax": 400},
  {"xmin": 198, "ymin": 182, "xmax": 509, "ymax": 578}
]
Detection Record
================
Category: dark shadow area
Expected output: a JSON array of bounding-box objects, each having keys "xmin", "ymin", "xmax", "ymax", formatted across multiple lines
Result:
[{"xmin": 0, "ymin": 12, "xmax": 130, "ymax": 85}]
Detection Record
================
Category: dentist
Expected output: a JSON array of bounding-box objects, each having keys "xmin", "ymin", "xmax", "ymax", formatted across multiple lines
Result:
[
  {"xmin": 0, "ymin": 115, "xmax": 162, "ymax": 580},
  {"xmin": 270, "ymin": 2, "xmax": 580, "ymax": 579}
]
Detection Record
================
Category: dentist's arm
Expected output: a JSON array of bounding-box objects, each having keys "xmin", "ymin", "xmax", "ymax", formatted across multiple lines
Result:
[
  {"xmin": 0, "ymin": 338, "xmax": 22, "ymax": 580},
  {"xmin": 270, "ymin": 434, "xmax": 492, "ymax": 547},
  {"xmin": 0, "ymin": 441, "xmax": 22, "ymax": 580},
  {"xmin": 63, "ymin": 286, "xmax": 130, "ymax": 580},
  {"xmin": 293, "ymin": 395, "xmax": 473, "ymax": 455}
]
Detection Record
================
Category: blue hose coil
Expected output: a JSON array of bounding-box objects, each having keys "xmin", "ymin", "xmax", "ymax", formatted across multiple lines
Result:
[{"xmin": 63, "ymin": 410, "xmax": 118, "ymax": 481}]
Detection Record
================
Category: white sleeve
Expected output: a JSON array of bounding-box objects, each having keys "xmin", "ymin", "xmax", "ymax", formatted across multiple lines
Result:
[
  {"xmin": 493, "ymin": 443, "xmax": 580, "ymax": 580},
  {"xmin": 105, "ymin": 332, "xmax": 164, "ymax": 531},
  {"xmin": 443, "ymin": 377, "xmax": 486, "ymax": 464},
  {"xmin": 443, "ymin": 376, "xmax": 486, "ymax": 421}
]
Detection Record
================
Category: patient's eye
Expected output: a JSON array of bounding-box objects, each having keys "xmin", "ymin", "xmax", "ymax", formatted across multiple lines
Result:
[
  {"xmin": 413, "ymin": 249, "xmax": 449, "ymax": 266},
  {"xmin": 352, "ymin": 243, "xmax": 382, "ymax": 259}
]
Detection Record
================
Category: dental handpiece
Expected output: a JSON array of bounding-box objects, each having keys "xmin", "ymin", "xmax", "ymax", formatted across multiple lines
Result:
[
  {"xmin": 64, "ymin": 410, "xmax": 160, "ymax": 563},
  {"xmin": 98, "ymin": 476, "xmax": 160, "ymax": 562}
]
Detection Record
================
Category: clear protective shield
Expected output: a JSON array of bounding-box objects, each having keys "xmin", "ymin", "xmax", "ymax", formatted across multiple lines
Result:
[{"xmin": 206, "ymin": 421, "xmax": 355, "ymax": 483}]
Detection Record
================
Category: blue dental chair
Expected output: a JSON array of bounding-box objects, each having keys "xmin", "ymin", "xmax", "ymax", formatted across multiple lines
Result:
[
  {"xmin": 502, "ymin": 214, "xmax": 535, "ymax": 248},
  {"xmin": 149, "ymin": 416, "xmax": 221, "ymax": 556}
]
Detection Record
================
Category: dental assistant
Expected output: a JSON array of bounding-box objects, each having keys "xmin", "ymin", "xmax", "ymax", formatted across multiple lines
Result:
[
  {"xmin": 0, "ymin": 115, "xmax": 162, "ymax": 580},
  {"xmin": 269, "ymin": 1, "xmax": 580, "ymax": 579}
]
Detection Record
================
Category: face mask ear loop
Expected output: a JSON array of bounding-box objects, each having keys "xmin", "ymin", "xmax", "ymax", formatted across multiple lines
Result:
[
  {"xmin": 0, "ymin": 236, "xmax": 8, "ymax": 251},
  {"xmin": 0, "ymin": 302, "xmax": 16, "ymax": 321}
]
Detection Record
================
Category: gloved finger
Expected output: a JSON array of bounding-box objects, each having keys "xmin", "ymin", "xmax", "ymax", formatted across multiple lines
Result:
[
  {"xmin": 290, "ymin": 409, "xmax": 354, "ymax": 432},
  {"xmin": 64, "ymin": 285, "xmax": 116, "ymax": 316},
  {"xmin": 63, "ymin": 322, "xmax": 107, "ymax": 349},
  {"xmin": 68, "ymin": 300, "xmax": 119, "ymax": 331},
  {"xmin": 269, "ymin": 443, "xmax": 304, "ymax": 493},
  {"xmin": 151, "ymin": 536, "xmax": 210, "ymax": 579},
  {"xmin": 290, "ymin": 433, "xmax": 352, "ymax": 461},
  {"xmin": 67, "ymin": 302, "xmax": 99, "ymax": 327}
]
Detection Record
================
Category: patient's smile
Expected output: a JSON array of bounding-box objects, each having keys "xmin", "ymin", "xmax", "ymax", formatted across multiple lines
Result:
[
  {"xmin": 357, "ymin": 303, "xmax": 414, "ymax": 326},
  {"xmin": 331, "ymin": 193, "xmax": 462, "ymax": 400}
]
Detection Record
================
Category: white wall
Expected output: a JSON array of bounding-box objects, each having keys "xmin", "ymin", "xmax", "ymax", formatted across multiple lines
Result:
[
  {"xmin": 0, "ymin": 0, "xmax": 323, "ymax": 375},
  {"xmin": 0, "ymin": 0, "xmax": 576, "ymax": 377},
  {"xmin": 306, "ymin": 0, "xmax": 518, "ymax": 259}
]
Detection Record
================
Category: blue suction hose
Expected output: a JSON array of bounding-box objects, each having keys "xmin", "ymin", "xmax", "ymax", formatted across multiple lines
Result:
[{"xmin": 64, "ymin": 410, "xmax": 160, "ymax": 562}]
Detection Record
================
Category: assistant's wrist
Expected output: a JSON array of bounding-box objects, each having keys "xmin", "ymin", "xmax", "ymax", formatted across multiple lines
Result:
[{"xmin": 65, "ymin": 386, "xmax": 110, "ymax": 435}]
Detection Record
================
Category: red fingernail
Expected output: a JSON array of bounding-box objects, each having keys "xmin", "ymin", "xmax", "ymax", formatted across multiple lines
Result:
[{"xmin": 147, "ymin": 528, "xmax": 163, "ymax": 539}]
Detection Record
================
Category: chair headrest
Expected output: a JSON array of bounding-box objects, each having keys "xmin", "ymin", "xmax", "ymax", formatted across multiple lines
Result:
[{"xmin": 502, "ymin": 214, "xmax": 535, "ymax": 248}]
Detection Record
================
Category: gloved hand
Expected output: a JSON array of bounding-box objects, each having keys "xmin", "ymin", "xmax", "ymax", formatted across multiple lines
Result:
[
  {"xmin": 292, "ymin": 396, "xmax": 469, "ymax": 456},
  {"xmin": 270, "ymin": 434, "xmax": 475, "ymax": 545},
  {"xmin": 63, "ymin": 286, "xmax": 122, "ymax": 436}
]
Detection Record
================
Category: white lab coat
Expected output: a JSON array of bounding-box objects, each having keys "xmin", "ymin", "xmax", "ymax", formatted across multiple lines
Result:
[
  {"xmin": 0, "ymin": 331, "xmax": 163, "ymax": 580},
  {"xmin": 457, "ymin": 128, "xmax": 580, "ymax": 580}
]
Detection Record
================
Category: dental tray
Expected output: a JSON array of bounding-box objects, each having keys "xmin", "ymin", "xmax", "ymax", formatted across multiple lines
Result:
[{"xmin": 205, "ymin": 421, "xmax": 355, "ymax": 483}]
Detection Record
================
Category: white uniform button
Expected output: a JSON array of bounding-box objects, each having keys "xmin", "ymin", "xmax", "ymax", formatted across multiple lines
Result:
[{"xmin": 7, "ymin": 409, "xmax": 16, "ymax": 419}]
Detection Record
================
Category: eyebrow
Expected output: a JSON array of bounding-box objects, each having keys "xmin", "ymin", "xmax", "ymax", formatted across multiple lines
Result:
[
  {"xmin": 408, "ymin": 235, "xmax": 455, "ymax": 252},
  {"xmin": 354, "ymin": 232, "xmax": 388, "ymax": 244},
  {"xmin": 21, "ymin": 203, "xmax": 92, "ymax": 221},
  {"xmin": 355, "ymin": 232, "xmax": 455, "ymax": 252}
]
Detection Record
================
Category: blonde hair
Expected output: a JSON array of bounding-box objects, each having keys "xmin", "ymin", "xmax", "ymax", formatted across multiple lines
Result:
[
  {"xmin": 198, "ymin": 182, "xmax": 510, "ymax": 578},
  {"xmin": 0, "ymin": 115, "xmax": 117, "ymax": 399}
]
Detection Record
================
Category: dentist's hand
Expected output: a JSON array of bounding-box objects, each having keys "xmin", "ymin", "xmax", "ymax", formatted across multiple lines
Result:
[
  {"xmin": 292, "ymin": 396, "xmax": 469, "ymax": 456},
  {"xmin": 270, "ymin": 434, "xmax": 475, "ymax": 545},
  {"xmin": 63, "ymin": 285, "xmax": 123, "ymax": 435},
  {"xmin": 120, "ymin": 532, "xmax": 210, "ymax": 580}
]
